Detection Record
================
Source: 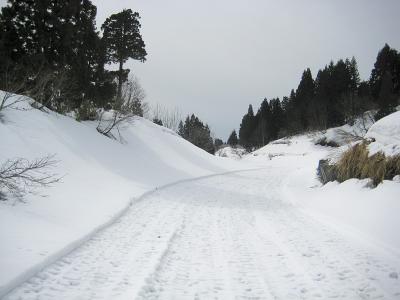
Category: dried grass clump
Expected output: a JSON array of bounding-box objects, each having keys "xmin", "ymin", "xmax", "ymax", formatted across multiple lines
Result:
[
  {"xmin": 386, "ymin": 155, "xmax": 400, "ymax": 179},
  {"xmin": 335, "ymin": 142, "xmax": 400, "ymax": 186}
]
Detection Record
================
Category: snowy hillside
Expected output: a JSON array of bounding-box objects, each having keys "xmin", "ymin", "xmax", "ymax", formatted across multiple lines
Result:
[
  {"xmin": 243, "ymin": 114, "xmax": 400, "ymax": 253},
  {"xmin": 0, "ymin": 94, "xmax": 242, "ymax": 296},
  {"xmin": 2, "ymin": 95, "xmax": 400, "ymax": 299},
  {"xmin": 366, "ymin": 111, "xmax": 400, "ymax": 156},
  {"xmin": 313, "ymin": 111, "xmax": 375, "ymax": 147}
]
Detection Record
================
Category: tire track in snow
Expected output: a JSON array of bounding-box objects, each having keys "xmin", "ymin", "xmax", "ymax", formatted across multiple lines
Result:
[{"xmin": 4, "ymin": 169, "xmax": 400, "ymax": 300}]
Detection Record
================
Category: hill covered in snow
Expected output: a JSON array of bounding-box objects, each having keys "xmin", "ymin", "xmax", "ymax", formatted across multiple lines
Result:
[
  {"xmin": 1, "ymin": 93, "xmax": 399, "ymax": 298},
  {"xmin": 0, "ymin": 93, "xmax": 242, "ymax": 296}
]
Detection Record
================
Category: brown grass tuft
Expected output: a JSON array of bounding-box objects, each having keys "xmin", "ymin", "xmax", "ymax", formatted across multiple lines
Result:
[{"xmin": 335, "ymin": 142, "xmax": 400, "ymax": 186}]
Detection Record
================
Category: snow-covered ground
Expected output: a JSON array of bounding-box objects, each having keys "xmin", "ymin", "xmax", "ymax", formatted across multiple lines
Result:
[
  {"xmin": 4, "ymin": 169, "xmax": 400, "ymax": 300},
  {"xmin": 313, "ymin": 111, "xmax": 375, "ymax": 147},
  {"xmin": 366, "ymin": 111, "xmax": 400, "ymax": 156},
  {"xmin": 1, "ymin": 94, "xmax": 400, "ymax": 299},
  {"xmin": 0, "ymin": 95, "xmax": 243, "ymax": 297}
]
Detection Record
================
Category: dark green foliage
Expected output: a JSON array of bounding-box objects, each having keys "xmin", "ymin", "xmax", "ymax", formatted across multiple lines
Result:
[
  {"xmin": 179, "ymin": 114, "xmax": 215, "ymax": 154},
  {"xmin": 101, "ymin": 9, "xmax": 147, "ymax": 101},
  {"xmin": 153, "ymin": 118, "xmax": 163, "ymax": 126},
  {"xmin": 239, "ymin": 98, "xmax": 284, "ymax": 149},
  {"xmin": 0, "ymin": 0, "xmax": 115, "ymax": 111},
  {"xmin": 227, "ymin": 130, "xmax": 238, "ymax": 147},
  {"xmin": 375, "ymin": 71, "xmax": 397, "ymax": 120},
  {"xmin": 0, "ymin": 1, "xmax": 146, "ymax": 117},
  {"xmin": 239, "ymin": 105, "xmax": 257, "ymax": 150},
  {"xmin": 370, "ymin": 44, "xmax": 400, "ymax": 99},
  {"xmin": 214, "ymin": 138, "xmax": 224, "ymax": 150},
  {"xmin": 294, "ymin": 68, "xmax": 315, "ymax": 130},
  {"xmin": 235, "ymin": 46, "xmax": 399, "ymax": 150}
]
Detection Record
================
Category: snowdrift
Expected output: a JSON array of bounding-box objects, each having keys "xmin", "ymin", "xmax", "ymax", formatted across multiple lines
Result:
[
  {"xmin": 244, "ymin": 131, "xmax": 400, "ymax": 254},
  {"xmin": 313, "ymin": 111, "xmax": 375, "ymax": 147},
  {"xmin": 0, "ymin": 94, "xmax": 240, "ymax": 296},
  {"xmin": 366, "ymin": 111, "xmax": 400, "ymax": 156}
]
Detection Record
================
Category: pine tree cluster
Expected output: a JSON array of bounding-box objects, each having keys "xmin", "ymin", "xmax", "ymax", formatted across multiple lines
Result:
[
  {"xmin": 178, "ymin": 114, "xmax": 215, "ymax": 154},
  {"xmin": 0, "ymin": 0, "xmax": 146, "ymax": 117},
  {"xmin": 238, "ymin": 44, "xmax": 400, "ymax": 150}
]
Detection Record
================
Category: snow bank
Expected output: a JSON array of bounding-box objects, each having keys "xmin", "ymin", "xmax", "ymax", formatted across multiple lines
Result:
[
  {"xmin": 313, "ymin": 112, "xmax": 375, "ymax": 147},
  {"xmin": 0, "ymin": 93, "xmax": 242, "ymax": 296},
  {"xmin": 245, "ymin": 134, "xmax": 400, "ymax": 253},
  {"xmin": 366, "ymin": 111, "xmax": 400, "ymax": 156}
]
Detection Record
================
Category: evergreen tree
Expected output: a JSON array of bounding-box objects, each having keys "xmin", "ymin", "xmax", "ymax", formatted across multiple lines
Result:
[
  {"xmin": 214, "ymin": 138, "xmax": 223, "ymax": 150},
  {"xmin": 227, "ymin": 130, "xmax": 238, "ymax": 147},
  {"xmin": 239, "ymin": 105, "xmax": 257, "ymax": 150},
  {"xmin": 256, "ymin": 98, "xmax": 272, "ymax": 145},
  {"xmin": 294, "ymin": 68, "xmax": 315, "ymax": 130},
  {"xmin": 370, "ymin": 44, "xmax": 399, "ymax": 99},
  {"xmin": 101, "ymin": 9, "xmax": 147, "ymax": 102},
  {"xmin": 269, "ymin": 98, "xmax": 284, "ymax": 140},
  {"xmin": 0, "ymin": 0, "xmax": 114, "ymax": 111},
  {"xmin": 179, "ymin": 114, "xmax": 215, "ymax": 153},
  {"xmin": 375, "ymin": 71, "xmax": 396, "ymax": 120}
]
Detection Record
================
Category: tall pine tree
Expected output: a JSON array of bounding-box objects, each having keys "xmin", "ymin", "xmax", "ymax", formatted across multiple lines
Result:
[{"xmin": 101, "ymin": 9, "xmax": 147, "ymax": 102}]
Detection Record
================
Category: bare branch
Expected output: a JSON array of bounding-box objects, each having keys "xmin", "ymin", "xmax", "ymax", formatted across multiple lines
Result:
[{"xmin": 0, "ymin": 155, "xmax": 62, "ymax": 201}]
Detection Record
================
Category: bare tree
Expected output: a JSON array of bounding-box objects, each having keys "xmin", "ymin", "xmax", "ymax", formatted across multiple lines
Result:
[
  {"xmin": 120, "ymin": 76, "xmax": 146, "ymax": 116},
  {"xmin": 0, "ymin": 155, "xmax": 61, "ymax": 201},
  {"xmin": 152, "ymin": 103, "xmax": 182, "ymax": 132},
  {"xmin": 0, "ymin": 91, "xmax": 27, "ymax": 114},
  {"xmin": 28, "ymin": 68, "xmax": 77, "ymax": 113},
  {"xmin": 96, "ymin": 77, "xmax": 146, "ymax": 141},
  {"xmin": 358, "ymin": 111, "xmax": 375, "ymax": 135}
]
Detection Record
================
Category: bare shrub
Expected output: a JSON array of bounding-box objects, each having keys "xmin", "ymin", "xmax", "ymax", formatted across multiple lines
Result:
[
  {"xmin": 0, "ymin": 155, "xmax": 61, "ymax": 201},
  {"xmin": 0, "ymin": 65, "xmax": 75, "ymax": 115},
  {"xmin": 96, "ymin": 77, "xmax": 146, "ymax": 141}
]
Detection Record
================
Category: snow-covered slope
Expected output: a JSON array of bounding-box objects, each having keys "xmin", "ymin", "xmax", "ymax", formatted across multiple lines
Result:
[
  {"xmin": 313, "ymin": 111, "xmax": 375, "ymax": 147},
  {"xmin": 366, "ymin": 110, "xmax": 400, "ymax": 156},
  {"xmin": 0, "ymin": 95, "xmax": 242, "ymax": 296},
  {"xmin": 243, "ymin": 133, "xmax": 400, "ymax": 253}
]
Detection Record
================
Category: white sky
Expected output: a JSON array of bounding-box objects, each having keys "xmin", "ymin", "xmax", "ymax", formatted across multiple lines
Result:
[{"xmin": 2, "ymin": 0, "xmax": 400, "ymax": 140}]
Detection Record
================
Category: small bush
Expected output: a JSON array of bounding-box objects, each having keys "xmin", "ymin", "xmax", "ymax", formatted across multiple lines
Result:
[
  {"xmin": 333, "ymin": 142, "xmax": 400, "ymax": 186},
  {"xmin": 315, "ymin": 137, "xmax": 339, "ymax": 147},
  {"xmin": 76, "ymin": 101, "xmax": 98, "ymax": 121},
  {"xmin": 386, "ymin": 156, "xmax": 400, "ymax": 179}
]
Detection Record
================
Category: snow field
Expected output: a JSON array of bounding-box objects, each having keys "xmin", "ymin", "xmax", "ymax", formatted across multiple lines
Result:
[
  {"xmin": 4, "ymin": 169, "xmax": 400, "ymax": 299},
  {"xmin": 0, "ymin": 95, "xmax": 243, "ymax": 297}
]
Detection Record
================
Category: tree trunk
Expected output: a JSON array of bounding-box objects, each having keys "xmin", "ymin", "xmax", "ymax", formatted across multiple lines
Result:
[{"xmin": 117, "ymin": 59, "xmax": 124, "ymax": 103}]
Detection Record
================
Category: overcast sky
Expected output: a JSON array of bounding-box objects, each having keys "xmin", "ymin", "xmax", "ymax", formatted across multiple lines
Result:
[{"xmin": 2, "ymin": 0, "xmax": 400, "ymax": 139}]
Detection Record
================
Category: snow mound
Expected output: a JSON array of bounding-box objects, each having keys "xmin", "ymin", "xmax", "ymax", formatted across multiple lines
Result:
[
  {"xmin": 215, "ymin": 146, "xmax": 247, "ymax": 159},
  {"xmin": 365, "ymin": 111, "xmax": 400, "ymax": 156},
  {"xmin": 0, "ymin": 92, "xmax": 242, "ymax": 296},
  {"xmin": 313, "ymin": 112, "xmax": 375, "ymax": 147},
  {"xmin": 248, "ymin": 136, "xmax": 319, "ymax": 160}
]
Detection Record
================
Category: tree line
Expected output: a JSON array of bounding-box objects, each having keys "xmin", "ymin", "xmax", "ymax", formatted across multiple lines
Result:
[
  {"xmin": 236, "ymin": 44, "xmax": 400, "ymax": 150},
  {"xmin": 0, "ymin": 0, "xmax": 146, "ymax": 119}
]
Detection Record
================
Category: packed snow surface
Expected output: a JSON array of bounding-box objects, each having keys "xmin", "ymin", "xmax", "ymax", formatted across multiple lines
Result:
[
  {"xmin": 4, "ymin": 169, "xmax": 400, "ymax": 300},
  {"xmin": 1, "ymin": 96, "xmax": 400, "ymax": 299}
]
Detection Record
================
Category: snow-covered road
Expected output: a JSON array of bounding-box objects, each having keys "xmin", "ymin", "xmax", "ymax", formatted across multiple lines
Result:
[{"xmin": 4, "ymin": 168, "xmax": 400, "ymax": 300}]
